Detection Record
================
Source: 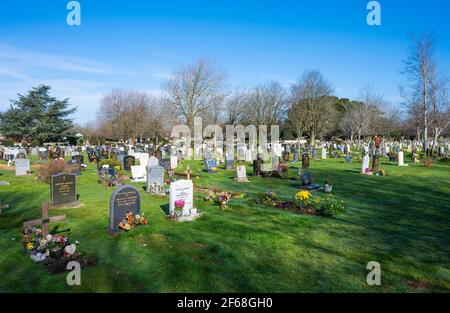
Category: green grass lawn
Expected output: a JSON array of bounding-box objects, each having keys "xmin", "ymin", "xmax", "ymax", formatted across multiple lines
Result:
[{"xmin": 0, "ymin": 155, "xmax": 449, "ymax": 292}]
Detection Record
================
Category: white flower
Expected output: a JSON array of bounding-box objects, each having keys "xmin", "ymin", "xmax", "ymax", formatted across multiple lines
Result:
[{"xmin": 46, "ymin": 234, "xmax": 53, "ymax": 241}]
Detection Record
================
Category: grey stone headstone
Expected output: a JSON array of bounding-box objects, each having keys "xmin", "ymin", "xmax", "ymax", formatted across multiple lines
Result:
[
  {"xmin": 15, "ymin": 159, "xmax": 30, "ymax": 176},
  {"xmin": 109, "ymin": 185, "xmax": 141, "ymax": 233},
  {"xmin": 146, "ymin": 166, "xmax": 165, "ymax": 193}
]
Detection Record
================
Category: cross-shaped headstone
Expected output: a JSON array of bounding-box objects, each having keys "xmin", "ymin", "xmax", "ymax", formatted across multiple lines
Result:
[
  {"xmin": 23, "ymin": 202, "xmax": 66, "ymax": 236},
  {"xmin": 185, "ymin": 166, "xmax": 192, "ymax": 180}
]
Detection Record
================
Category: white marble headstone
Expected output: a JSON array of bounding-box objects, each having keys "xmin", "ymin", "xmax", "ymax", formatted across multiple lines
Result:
[
  {"xmin": 15, "ymin": 159, "xmax": 30, "ymax": 176},
  {"xmin": 169, "ymin": 179, "xmax": 193, "ymax": 216}
]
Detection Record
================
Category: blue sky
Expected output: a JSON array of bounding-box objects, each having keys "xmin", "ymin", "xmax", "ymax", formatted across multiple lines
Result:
[{"xmin": 1, "ymin": 0, "xmax": 449, "ymax": 123}]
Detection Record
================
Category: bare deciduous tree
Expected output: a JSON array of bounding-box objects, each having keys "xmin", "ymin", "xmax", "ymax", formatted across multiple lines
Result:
[
  {"xmin": 341, "ymin": 84, "xmax": 384, "ymax": 144},
  {"xmin": 402, "ymin": 31, "xmax": 437, "ymax": 150},
  {"xmin": 289, "ymin": 70, "xmax": 335, "ymax": 144},
  {"xmin": 98, "ymin": 89, "xmax": 158, "ymax": 143},
  {"xmin": 163, "ymin": 59, "xmax": 227, "ymax": 130},
  {"xmin": 241, "ymin": 81, "xmax": 288, "ymax": 126}
]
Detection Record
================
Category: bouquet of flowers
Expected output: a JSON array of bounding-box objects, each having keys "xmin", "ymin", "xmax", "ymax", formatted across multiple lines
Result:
[
  {"xmin": 119, "ymin": 212, "xmax": 148, "ymax": 231},
  {"xmin": 174, "ymin": 199, "xmax": 186, "ymax": 214},
  {"xmin": 217, "ymin": 192, "xmax": 231, "ymax": 209},
  {"xmin": 295, "ymin": 190, "xmax": 312, "ymax": 208},
  {"xmin": 23, "ymin": 228, "xmax": 78, "ymax": 262}
]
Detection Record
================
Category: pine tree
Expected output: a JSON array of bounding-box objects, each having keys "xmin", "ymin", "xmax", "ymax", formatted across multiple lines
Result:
[{"xmin": 0, "ymin": 85, "xmax": 77, "ymax": 144}]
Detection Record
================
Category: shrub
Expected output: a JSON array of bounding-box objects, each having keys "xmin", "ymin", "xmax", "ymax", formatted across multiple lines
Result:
[
  {"xmin": 1, "ymin": 139, "xmax": 14, "ymax": 147},
  {"xmin": 37, "ymin": 159, "xmax": 75, "ymax": 184},
  {"xmin": 99, "ymin": 158, "xmax": 121, "ymax": 169},
  {"xmin": 315, "ymin": 195, "xmax": 346, "ymax": 217},
  {"xmin": 424, "ymin": 157, "xmax": 432, "ymax": 168}
]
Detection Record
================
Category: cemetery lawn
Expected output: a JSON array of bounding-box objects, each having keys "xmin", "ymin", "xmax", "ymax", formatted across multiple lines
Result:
[{"xmin": 0, "ymin": 157, "xmax": 449, "ymax": 292}]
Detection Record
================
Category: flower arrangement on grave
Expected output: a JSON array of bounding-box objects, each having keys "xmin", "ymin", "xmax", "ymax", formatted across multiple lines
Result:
[
  {"xmin": 118, "ymin": 212, "xmax": 148, "ymax": 231},
  {"xmin": 256, "ymin": 191, "xmax": 277, "ymax": 207},
  {"xmin": 277, "ymin": 163, "xmax": 289, "ymax": 178},
  {"xmin": 174, "ymin": 199, "xmax": 186, "ymax": 214},
  {"xmin": 295, "ymin": 190, "xmax": 311, "ymax": 202},
  {"xmin": 22, "ymin": 227, "xmax": 89, "ymax": 273},
  {"xmin": 255, "ymin": 190, "xmax": 345, "ymax": 217},
  {"xmin": 378, "ymin": 168, "xmax": 386, "ymax": 176},
  {"xmin": 217, "ymin": 192, "xmax": 231, "ymax": 209}
]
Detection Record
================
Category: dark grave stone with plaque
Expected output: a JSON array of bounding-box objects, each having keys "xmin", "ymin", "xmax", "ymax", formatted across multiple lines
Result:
[
  {"xmin": 72, "ymin": 154, "xmax": 84, "ymax": 165},
  {"xmin": 205, "ymin": 159, "xmax": 218, "ymax": 173},
  {"xmin": 67, "ymin": 160, "xmax": 82, "ymax": 176},
  {"xmin": 253, "ymin": 158, "xmax": 262, "ymax": 176},
  {"xmin": 160, "ymin": 158, "xmax": 171, "ymax": 171},
  {"xmin": 123, "ymin": 156, "xmax": 135, "ymax": 171},
  {"xmin": 50, "ymin": 173, "xmax": 79, "ymax": 208},
  {"xmin": 109, "ymin": 185, "xmax": 141, "ymax": 234},
  {"xmin": 302, "ymin": 153, "xmax": 310, "ymax": 169},
  {"xmin": 225, "ymin": 159, "xmax": 234, "ymax": 170}
]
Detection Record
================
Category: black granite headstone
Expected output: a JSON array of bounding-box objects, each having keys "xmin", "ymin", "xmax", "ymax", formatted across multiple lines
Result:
[
  {"xmin": 109, "ymin": 185, "xmax": 141, "ymax": 233},
  {"xmin": 51, "ymin": 173, "xmax": 77, "ymax": 206}
]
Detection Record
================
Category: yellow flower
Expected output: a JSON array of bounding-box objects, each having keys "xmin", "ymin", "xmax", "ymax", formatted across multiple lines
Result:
[
  {"xmin": 296, "ymin": 191, "xmax": 311, "ymax": 201},
  {"xmin": 26, "ymin": 243, "xmax": 34, "ymax": 250}
]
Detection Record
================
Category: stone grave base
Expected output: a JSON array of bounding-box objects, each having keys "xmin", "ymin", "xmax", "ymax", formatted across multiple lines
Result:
[
  {"xmin": 234, "ymin": 178, "xmax": 250, "ymax": 183},
  {"xmin": 299, "ymin": 185, "xmax": 321, "ymax": 191},
  {"xmin": 49, "ymin": 201, "xmax": 83, "ymax": 210},
  {"xmin": 399, "ymin": 164, "xmax": 409, "ymax": 167},
  {"xmin": 175, "ymin": 212, "xmax": 203, "ymax": 222}
]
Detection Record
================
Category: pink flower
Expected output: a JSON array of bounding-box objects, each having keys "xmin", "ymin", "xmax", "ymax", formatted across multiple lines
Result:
[{"xmin": 174, "ymin": 199, "xmax": 185, "ymax": 209}]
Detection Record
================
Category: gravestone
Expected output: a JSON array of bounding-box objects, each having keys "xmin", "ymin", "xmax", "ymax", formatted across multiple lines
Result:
[
  {"xmin": 160, "ymin": 158, "xmax": 171, "ymax": 171},
  {"xmin": 140, "ymin": 153, "xmax": 149, "ymax": 167},
  {"xmin": 15, "ymin": 159, "xmax": 30, "ymax": 176},
  {"xmin": 321, "ymin": 148, "xmax": 327, "ymax": 159},
  {"xmin": 293, "ymin": 149, "xmax": 300, "ymax": 162},
  {"xmin": 146, "ymin": 166, "xmax": 165, "ymax": 195},
  {"xmin": 253, "ymin": 158, "xmax": 262, "ymax": 176},
  {"xmin": 301, "ymin": 173, "xmax": 312, "ymax": 186},
  {"xmin": 109, "ymin": 185, "xmax": 141, "ymax": 234},
  {"xmin": 50, "ymin": 173, "xmax": 78, "ymax": 207},
  {"xmin": 124, "ymin": 156, "xmax": 135, "ymax": 171},
  {"xmin": 225, "ymin": 159, "xmax": 234, "ymax": 170},
  {"xmin": 72, "ymin": 154, "xmax": 84, "ymax": 165},
  {"xmin": 169, "ymin": 180, "xmax": 195, "ymax": 218},
  {"xmin": 147, "ymin": 156, "xmax": 159, "ymax": 168},
  {"xmin": 302, "ymin": 153, "xmax": 310, "ymax": 169},
  {"xmin": 16, "ymin": 152, "xmax": 26, "ymax": 159},
  {"xmin": 398, "ymin": 151, "xmax": 408, "ymax": 166},
  {"xmin": 39, "ymin": 151, "xmax": 49, "ymax": 160},
  {"xmin": 235, "ymin": 165, "xmax": 249, "ymax": 182},
  {"xmin": 361, "ymin": 155, "xmax": 370, "ymax": 173},
  {"xmin": 23, "ymin": 203, "xmax": 66, "ymax": 236},
  {"xmin": 131, "ymin": 165, "xmax": 146, "ymax": 182},
  {"xmin": 170, "ymin": 156, "xmax": 178, "ymax": 170},
  {"xmin": 245, "ymin": 149, "xmax": 253, "ymax": 162},
  {"xmin": 205, "ymin": 159, "xmax": 218, "ymax": 173},
  {"xmin": 67, "ymin": 160, "xmax": 82, "ymax": 176}
]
